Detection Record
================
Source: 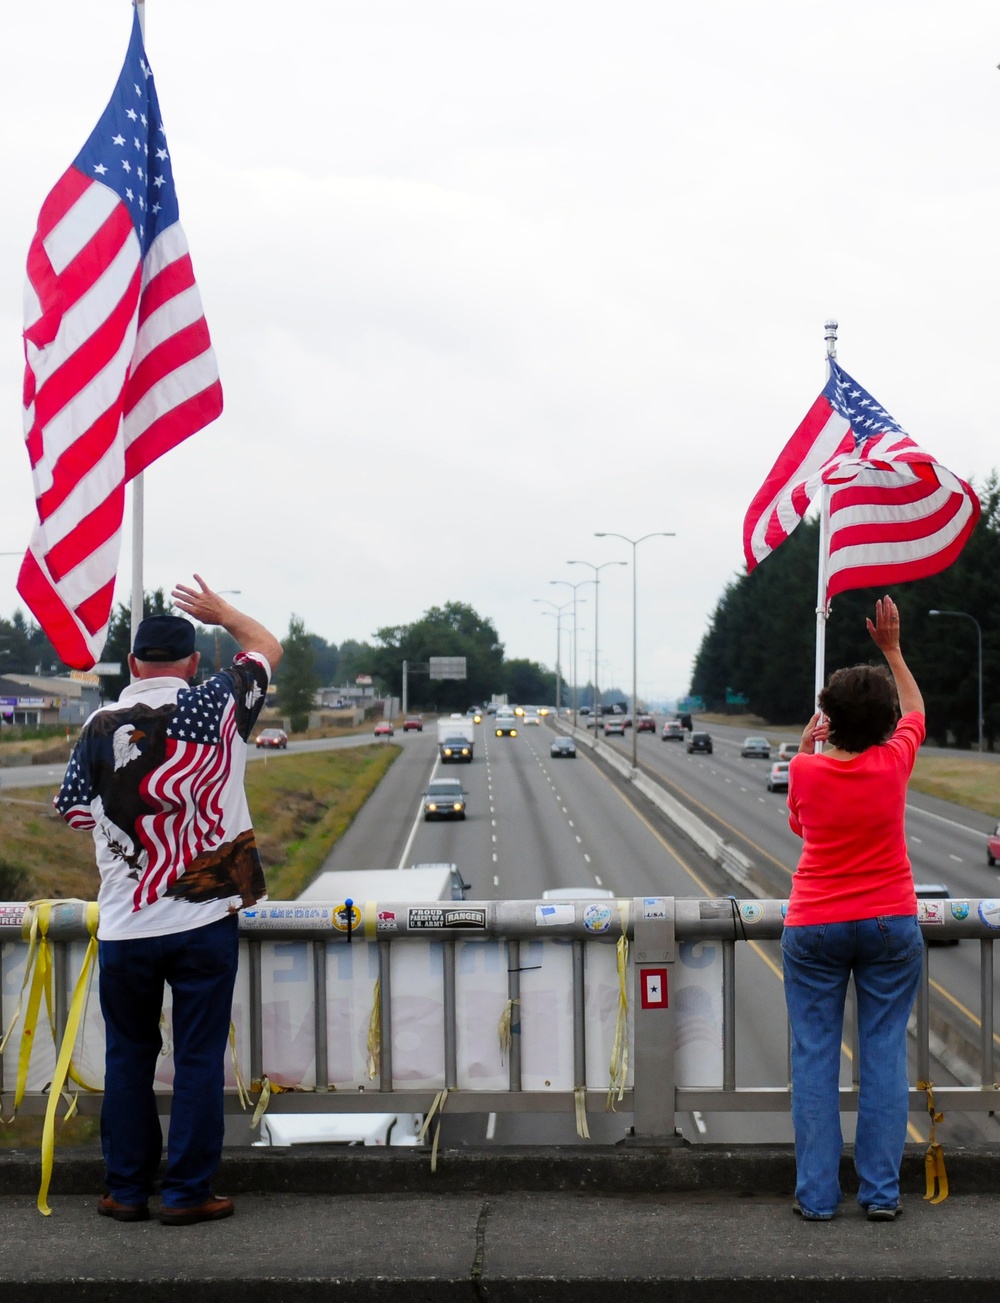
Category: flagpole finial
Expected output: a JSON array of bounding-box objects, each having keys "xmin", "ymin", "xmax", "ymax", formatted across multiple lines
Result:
[{"xmin": 824, "ymin": 319, "xmax": 838, "ymax": 359}]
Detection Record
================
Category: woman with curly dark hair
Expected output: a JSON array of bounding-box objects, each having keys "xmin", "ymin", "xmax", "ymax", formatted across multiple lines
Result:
[{"xmin": 783, "ymin": 595, "xmax": 925, "ymax": 1223}]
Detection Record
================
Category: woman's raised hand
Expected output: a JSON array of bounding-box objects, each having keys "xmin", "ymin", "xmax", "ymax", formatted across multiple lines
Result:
[{"xmin": 866, "ymin": 595, "xmax": 900, "ymax": 653}]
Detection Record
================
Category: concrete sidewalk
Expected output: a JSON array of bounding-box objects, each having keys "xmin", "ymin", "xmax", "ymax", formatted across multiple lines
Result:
[{"xmin": 2, "ymin": 1145, "xmax": 999, "ymax": 1301}]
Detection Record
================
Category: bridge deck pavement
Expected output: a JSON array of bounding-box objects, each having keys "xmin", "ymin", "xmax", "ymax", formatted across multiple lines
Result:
[{"xmin": 1, "ymin": 1145, "xmax": 998, "ymax": 1301}]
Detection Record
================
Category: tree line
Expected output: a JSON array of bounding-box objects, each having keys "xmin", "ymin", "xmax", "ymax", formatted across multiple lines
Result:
[
  {"xmin": 690, "ymin": 473, "xmax": 1000, "ymax": 748},
  {"xmin": 0, "ymin": 592, "xmax": 575, "ymax": 731}
]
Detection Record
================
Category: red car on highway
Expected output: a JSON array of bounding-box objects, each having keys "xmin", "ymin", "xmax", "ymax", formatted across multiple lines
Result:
[
  {"xmin": 255, "ymin": 728, "xmax": 288, "ymax": 750},
  {"xmin": 374, "ymin": 721, "xmax": 394, "ymax": 738},
  {"xmin": 636, "ymin": 715, "xmax": 656, "ymax": 733},
  {"xmin": 402, "ymin": 716, "xmax": 423, "ymax": 732}
]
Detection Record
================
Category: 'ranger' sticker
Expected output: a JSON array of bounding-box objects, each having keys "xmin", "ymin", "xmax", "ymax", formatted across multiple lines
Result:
[{"xmin": 408, "ymin": 907, "xmax": 487, "ymax": 930}]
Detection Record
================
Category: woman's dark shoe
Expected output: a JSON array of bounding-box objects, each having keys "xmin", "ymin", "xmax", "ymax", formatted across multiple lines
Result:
[
  {"xmin": 158, "ymin": 1194, "xmax": 234, "ymax": 1226},
  {"xmin": 866, "ymin": 1205, "xmax": 902, "ymax": 1221}
]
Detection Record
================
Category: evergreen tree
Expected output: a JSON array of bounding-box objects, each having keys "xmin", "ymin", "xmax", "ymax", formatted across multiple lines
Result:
[
  {"xmin": 501, "ymin": 658, "xmax": 556, "ymax": 705},
  {"xmin": 276, "ymin": 614, "xmax": 319, "ymax": 733}
]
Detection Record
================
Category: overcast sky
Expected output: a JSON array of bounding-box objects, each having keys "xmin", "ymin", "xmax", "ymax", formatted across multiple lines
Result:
[{"xmin": 1, "ymin": 1, "xmax": 997, "ymax": 702}]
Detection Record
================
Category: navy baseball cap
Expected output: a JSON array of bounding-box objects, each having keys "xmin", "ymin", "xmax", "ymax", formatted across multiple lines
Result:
[{"xmin": 132, "ymin": 615, "xmax": 196, "ymax": 662}]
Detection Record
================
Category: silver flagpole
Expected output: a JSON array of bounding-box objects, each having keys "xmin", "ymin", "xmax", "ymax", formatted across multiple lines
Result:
[
  {"xmin": 813, "ymin": 320, "xmax": 838, "ymax": 747},
  {"xmin": 130, "ymin": 0, "xmax": 146, "ymax": 657}
]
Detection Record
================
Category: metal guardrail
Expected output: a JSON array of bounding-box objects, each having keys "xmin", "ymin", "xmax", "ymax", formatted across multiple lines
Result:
[{"xmin": 2, "ymin": 896, "xmax": 998, "ymax": 1141}]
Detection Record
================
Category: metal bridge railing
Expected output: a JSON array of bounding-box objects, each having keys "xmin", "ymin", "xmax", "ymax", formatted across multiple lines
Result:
[{"xmin": 2, "ymin": 896, "xmax": 998, "ymax": 1142}]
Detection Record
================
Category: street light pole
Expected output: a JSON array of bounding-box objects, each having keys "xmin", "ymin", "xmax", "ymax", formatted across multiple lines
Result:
[
  {"xmin": 929, "ymin": 609, "xmax": 985, "ymax": 752},
  {"xmin": 533, "ymin": 598, "xmax": 575, "ymax": 711},
  {"xmin": 551, "ymin": 578, "xmax": 594, "ymax": 729},
  {"xmin": 595, "ymin": 532, "xmax": 675, "ymax": 769},
  {"xmin": 567, "ymin": 559, "xmax": 627, "ymax": 740}
]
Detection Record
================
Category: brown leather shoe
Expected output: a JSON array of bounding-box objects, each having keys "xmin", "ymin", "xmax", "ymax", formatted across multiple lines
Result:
[
  {"xmin": 98, "ymin": 1194, "xmax": 150, "ymax": 1222},
  {"xmin": 158, "ymin": 1194, "xmax": 234, "ymax": 1226}
]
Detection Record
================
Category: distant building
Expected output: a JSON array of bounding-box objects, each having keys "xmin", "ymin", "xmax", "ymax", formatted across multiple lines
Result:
[
  {"xmin": 317, "ymin": 681, "xmax": 375, "ymax": 708},
  {"xmin": 0, "ymin": 672, "xmax": 104, "ymax": 728}
]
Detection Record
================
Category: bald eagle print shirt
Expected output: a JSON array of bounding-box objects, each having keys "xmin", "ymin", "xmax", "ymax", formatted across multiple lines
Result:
[{"xmin": 56, "ymin": 653, "xmax": 271, "ymax": 940}]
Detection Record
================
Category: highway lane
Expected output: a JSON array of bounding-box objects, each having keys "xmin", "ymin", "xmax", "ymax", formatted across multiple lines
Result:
[{"xmin": 307, "ymin": 716, "xmax": 799, "ymax": 1146}]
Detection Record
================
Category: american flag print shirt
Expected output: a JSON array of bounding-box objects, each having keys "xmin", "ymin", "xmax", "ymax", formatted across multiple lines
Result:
[{"xmin": 56, "ymin": 652, "xmax": 271, "ymax": 940}]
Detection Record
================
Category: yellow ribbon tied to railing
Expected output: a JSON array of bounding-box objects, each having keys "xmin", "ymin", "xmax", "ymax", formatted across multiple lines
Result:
[
  {"xmin": 418, "ymin": 1088, "xmax": 449, "ymax": 1173},
  {"xmin": 497, "ymin": 998, "xmax": 518, "ymax": 1064},
  {"xmin": 228, "ymin": 1022, "xmax": 252, "ymax": 1112},
  {"xmin": 0, "ymin": 901, "xmax": 57, "ymax": 1119},
  {"xmin": 606, "ymin": 919, "xmax": 629, "ymax": 1111},
  {"xmin": 367, "ymin": 977, "xmax": 382, "ymax": 1080},
  {"xmin": 917, "ymin": 1080, "xmax": 948, "ymax": 1204},
  {"xmin": 1, "ymin": 901, "xmax": 101, "ymax": 1127},
  {"xmin": 37, "ymin": 901, "xmax": 101, "ymax": 1215},
  {"xmin": 574, "ymin": 1085, "xmax": 591, "ymax": 1140}
]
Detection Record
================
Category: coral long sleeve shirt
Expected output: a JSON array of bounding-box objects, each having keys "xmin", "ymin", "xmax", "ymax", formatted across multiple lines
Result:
[{"xmin": 784, "ymin": 711, "xmax": 925, "ymax": 926}]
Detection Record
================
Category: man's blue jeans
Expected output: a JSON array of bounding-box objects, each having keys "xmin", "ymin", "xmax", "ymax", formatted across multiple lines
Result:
[
  {"xmin": 98, "ymin": 913, "xmax": 239, "ymax": 1208},
  {"xmin": 781, "ymin": 916, "xmax": 924, "ymax": 1218}
]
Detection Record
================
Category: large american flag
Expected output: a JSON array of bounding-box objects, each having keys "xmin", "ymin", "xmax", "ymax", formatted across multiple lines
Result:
[
  {"xmin": 17, "ymin": 9, "xmax": 222, "ymax": 670},
  {"xmin": 742, "ymin": 360, "xmax": 980, "ymax": 599}
]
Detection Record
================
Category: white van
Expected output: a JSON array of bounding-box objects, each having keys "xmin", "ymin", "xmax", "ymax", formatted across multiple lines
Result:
[{"xmin": 297, "ymin": 863, "xmax": 470, "ymax": 904}]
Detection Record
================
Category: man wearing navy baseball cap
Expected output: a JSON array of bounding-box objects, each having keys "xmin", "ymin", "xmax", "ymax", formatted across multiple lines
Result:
[
  {"xmin": 56, "ymin": 577, "xmax": 282, "ymax": 1227},
  {"xmin": 130, "ymin": 614, "xmax": 197, "ymax": 662}
]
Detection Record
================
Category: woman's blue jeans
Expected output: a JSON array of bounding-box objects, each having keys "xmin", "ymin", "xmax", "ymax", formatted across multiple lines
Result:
[
  {"xmin": 781, "ymin": 915, "xmax": 924, "ymax": 1218},
  {"xmin": 98, "ymin": 913, "xmax": 240, "ymax": 1208}
]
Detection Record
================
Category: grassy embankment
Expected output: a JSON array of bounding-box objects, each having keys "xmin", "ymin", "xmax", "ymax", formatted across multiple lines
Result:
[
  {"xmin": 0, "ymin": 743, "xmax": 401, "ymax": 903},
  {"xmin": 909, "ymin": 755, "xmax": 998, "ymax": 820}
]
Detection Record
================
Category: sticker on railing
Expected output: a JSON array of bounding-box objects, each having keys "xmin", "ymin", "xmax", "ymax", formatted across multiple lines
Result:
[
  {"xmin": 739, "ymin": 903, "xmax": 763, "ymax": 924},
  {"xmin": 918, "ymin": 899, "xmax": 946, "ymax": 926},
  {"xmin": 0, "ymin": 904, "xmax": 26, "ymax": 928},
  {"xmin": 950, "ymin": 901, "xmax": 970, "ymax": 921},
  {"xmin": 376, "ymin": 910, "xmax": 398, "ymax": 932},
  {"xmin": 536, "ymin": 904, "xmax": 575, "ymax": 926},
  {"xmin": 640, "ymin": 968, "xmax": 668, "ymax": 1009},
  {"xmin": 583, "ymin": 902, "xmax": 613, "ymax": 935},
  {"xmin": 332, "ymin": 903, "xmax": 363, "ymax": 933},
  {"xmin": 642, "ymin": 898, "xmax": 667, "ymax": 919},
  {"xmin": 241, "ymin": 905, "xmax": 333, "ymax": 928},
  {"xmin": 407, "ymin": 907, "xmax": 487, "ymax": 930},
  {"xmin": 978, "ymin": 900, "xmax": 1000, "ymax": 930},
  {"xmin": 699, "ymin": 900, "xmax": 735, "ymax": 919}
]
